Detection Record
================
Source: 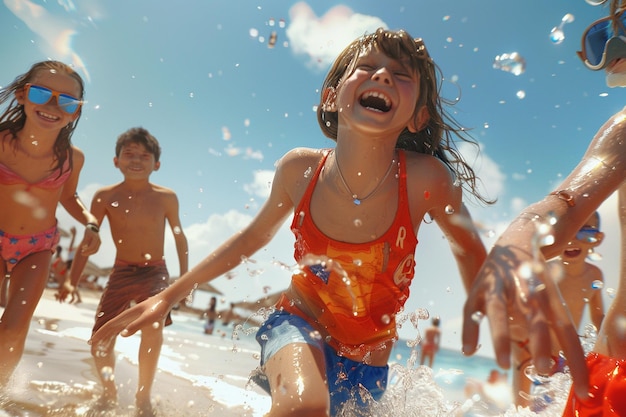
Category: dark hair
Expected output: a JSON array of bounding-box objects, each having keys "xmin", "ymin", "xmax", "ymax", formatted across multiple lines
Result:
[
  {"xmin": 317, "ymin": 28, "xmax": 493, "ymax": 205},
  {"xmin": 0, "ymin": 60, "xmax": 85, "ymax": 177},
  {"xmin": 115, "ymin": 127, "xmax": 161, "ymax": 162}
]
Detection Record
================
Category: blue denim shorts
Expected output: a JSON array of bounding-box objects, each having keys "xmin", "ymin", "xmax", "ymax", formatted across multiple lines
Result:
[{"xmin": 252, "ymin": 310, "xmax": 388, "ymax": 416}]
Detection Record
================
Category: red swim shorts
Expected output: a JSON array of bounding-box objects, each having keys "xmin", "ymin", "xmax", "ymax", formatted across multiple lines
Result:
[{"xmin": 562, "ymin": 352, "xmax": 626, "ymax": 416}]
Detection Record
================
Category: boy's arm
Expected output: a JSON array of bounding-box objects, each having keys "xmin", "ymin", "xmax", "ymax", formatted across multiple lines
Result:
[{"xmin": 164, "ymin": 192, "xmax": 189, "ymax": 276}]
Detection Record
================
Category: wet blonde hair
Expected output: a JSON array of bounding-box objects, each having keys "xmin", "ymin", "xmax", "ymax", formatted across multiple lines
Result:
[{"xmin": 317, "ymin": 28, "xmax": 493, "ymax": 205}]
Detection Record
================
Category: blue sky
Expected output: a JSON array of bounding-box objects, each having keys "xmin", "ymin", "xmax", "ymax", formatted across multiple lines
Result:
[{"xmin": 1, "ymin": 0, "xmax": 621, "ymax": 355}]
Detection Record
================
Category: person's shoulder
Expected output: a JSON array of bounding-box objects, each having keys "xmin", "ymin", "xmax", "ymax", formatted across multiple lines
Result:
[
  {"xmin": 404, "ymin": 151, "xmax": 456, "ymax": 187},
  {"xmin": 149, "ymin": 182, "xmax": 176, "ymax": 195},
  {"xmin": 70, "ymin": 145, "xmax": 86, "ymax": 167},
  {"xmin": 93, "ymin": 182, "xmax": 124, "ymax": 199},
  {"xmin": 277, "ymin": 147, "xmax": 327, "ymax": 172},
  {"xmin": 280, "ymin": 147, "xmax": 327, "ymax": 163},
  {"xmin": 584, "ymin": 261, "xmax": 604, "ymax": 278},
  {"xmin": 403, "ymin": 151, "xmax": 450, "ymax": 173}
]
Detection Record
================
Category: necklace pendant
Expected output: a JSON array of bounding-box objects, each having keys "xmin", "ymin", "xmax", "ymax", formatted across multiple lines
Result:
[{"xmin": 353, "ymin": 198, "xmax": 361, "ymax": 205}]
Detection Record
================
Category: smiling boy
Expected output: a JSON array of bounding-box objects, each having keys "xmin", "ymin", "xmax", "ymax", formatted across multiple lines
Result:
[{"xmin": 60, "ymin": 127, "xmax": 188, "ymax": 416}]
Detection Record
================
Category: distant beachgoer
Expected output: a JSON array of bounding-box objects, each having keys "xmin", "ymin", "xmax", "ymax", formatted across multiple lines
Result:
[
  {"xmin": 92, "ymin": 28, "xmax": 492, "ymax": 416},
  {"xmin": 221, "ymin": 302, "xmax": 240, "ymax": 327},
  {"xmin": 420, "ymin": 316, "xmax": 441, "ymax": 368},
  {"xmin": 0, "ymin": 60, "xmax": 100, "ymax": 389},
  {"xmin": 49, "ymin": 245, "xmax": 66, "ymax": 285},
  {"xmin": 59, "ymin": 127, "xmax": 188, "ymax": 416},
  {"xmin": 65, "ymin": 226, "xmax": 81, "ymax": 304},
  {"xmin": 203, "ymin": 296, "xmax": 218, "ymax": 335}
]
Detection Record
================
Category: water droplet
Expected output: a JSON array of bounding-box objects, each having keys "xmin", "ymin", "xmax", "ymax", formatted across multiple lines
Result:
[
  {"xmin": 111, "ymin": 201, "xmax": 119, "ymax": 207},
  {"xmin": 100, "ymin": 366, "xmax": 114, "ymax": 381},
  {"xmin": 550, "ymin": 27, "xmax": 565, "ymax": 44},
  {"xmin": 585, "ymin": 0, "xmax": 607, "ymax": 5},
  {"xmin": 471, "ymin": 311, "xmax": 484, "ymax": 324},
  {"xmin": 591, "ymin": 280, "xmax": 604, "ymax": 290},
  {"xmin": 444, "ymin": 205, "xmax": 454, "ymax": 214},
  {"xmin": 493, "ymin": 52, "xmax": 526, "ymax": 76},
  {"xmin": 353, "ymin": 218, "xmax": 363, "ymax": 227}
]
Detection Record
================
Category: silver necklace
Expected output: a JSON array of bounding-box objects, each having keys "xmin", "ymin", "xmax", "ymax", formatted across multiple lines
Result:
[{"xmin": 334, "ymin": 151, "xmax": 396, "ymax": 206}]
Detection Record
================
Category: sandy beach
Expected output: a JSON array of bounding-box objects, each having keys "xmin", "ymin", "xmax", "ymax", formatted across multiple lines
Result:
[{"xmin": 2, "ymin": 288, "xmax": 269, "ymax": 417}]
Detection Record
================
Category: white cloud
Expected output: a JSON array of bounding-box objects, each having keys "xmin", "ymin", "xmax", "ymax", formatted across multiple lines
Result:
[
  {"xmin": 286, "ymin": 2, "xmax": 387, "ymax": 71},
  {"xmin": 242, "ymin": 170, "xmax": 274, "ymax": 199},
  {"xmin": 5, "ymin": 0, "xmax": 91, "ymax": 81}
]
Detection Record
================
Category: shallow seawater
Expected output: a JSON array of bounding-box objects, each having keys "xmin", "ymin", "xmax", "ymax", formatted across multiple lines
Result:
[{"xmin": 1, "ymin": 299, "xmax": 577, "ymax": 417}]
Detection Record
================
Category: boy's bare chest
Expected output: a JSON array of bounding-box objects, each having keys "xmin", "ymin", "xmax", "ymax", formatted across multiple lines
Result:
[{"xmin": 105, "ymin": 193, "xmax": 164, "ymax": 223}]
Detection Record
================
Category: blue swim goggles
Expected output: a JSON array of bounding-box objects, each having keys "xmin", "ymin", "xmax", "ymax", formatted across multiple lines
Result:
[
  {"xmin": 575, "ymin": 226, "xmax": 600, "ymax": 243},
  {"xmin": 577, "ymin": 8, "xmax": 626, "ymax": 71}
]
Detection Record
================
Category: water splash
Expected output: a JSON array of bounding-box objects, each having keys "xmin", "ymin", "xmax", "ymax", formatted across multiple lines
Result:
[{"xmin": 493, "ymin": 52, "xmax": 526, "ymax": 76}]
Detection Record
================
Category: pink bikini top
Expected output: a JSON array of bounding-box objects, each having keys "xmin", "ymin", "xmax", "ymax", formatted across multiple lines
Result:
[{"xmin": 0, "ymin": 158, "xmax": 71, "ymax": 190}]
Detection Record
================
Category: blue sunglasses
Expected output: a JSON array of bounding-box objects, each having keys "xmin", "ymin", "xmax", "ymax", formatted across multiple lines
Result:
[
  {"xmin": 575, "ymin": 226, "xmax": 600, "ymax": 243},
  {"xmin": 578, "ymin": 8, "xmax": 626, "ymax": 71},
  {"xmin": 25, "ymin": 83, "xmax": 82, "ymax": 115}
]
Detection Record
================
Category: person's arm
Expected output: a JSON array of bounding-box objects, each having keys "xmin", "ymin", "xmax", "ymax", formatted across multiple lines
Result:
[
  {"xmin": 164, "ymin": 192, "xmax": 189, "ymax": 277},
  {"xmin": 59, "ymin": 188, "xmax": 107, "ymax": 303},
  {"xmin": 589, "ymin": 270, "xmax": 605, "ymax": 334},
  {"xmin": 462, "ymin": 108, "xmax": 626, "ymax": 400},
  {"xmin": 424, "ymin": 157, "xmax": 487, "ymax": 293},
  {"xmin": 90, "ymin": 152, "xmax": 297, "ymax": 344},
  {"xmin": 433, "ymin": 201, "xmax": 487, "ymax": 293},
  {"xmin": 59, "ymin": 147, "xmax": 100, "ymax": 256}
]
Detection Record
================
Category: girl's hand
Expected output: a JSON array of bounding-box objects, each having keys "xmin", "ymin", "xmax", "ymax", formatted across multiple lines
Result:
[
  {"xmin": 90, "ymin": 294, "xmax": 171, "ymax": 345},
  {"xmin": 461, "ymin": 244, "xmax": 590, "ymax": 401},
  {"xmin": 79, "ymin": 227, "xmax": 101, "ymax": 256}
]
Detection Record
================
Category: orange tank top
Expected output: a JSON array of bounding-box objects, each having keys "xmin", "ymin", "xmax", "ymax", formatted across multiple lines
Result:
[{"xmin": 283, "ymin": 150, "xmax": 418, "ymax": 356}]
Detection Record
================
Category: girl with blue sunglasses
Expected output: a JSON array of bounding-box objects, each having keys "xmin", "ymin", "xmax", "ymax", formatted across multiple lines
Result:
[{"xmin": 0, "ymin": 61, "xmax": 100, "ymax": 389}]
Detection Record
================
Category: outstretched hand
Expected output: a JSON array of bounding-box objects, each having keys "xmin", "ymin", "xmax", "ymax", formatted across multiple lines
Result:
[
  {"xmin": 462, "ymin": 244, "xmax": 590, "ymax": 401},
  {"xmin": 90, "ymin": 294, "xmax": 171, "ymax": 346}
]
